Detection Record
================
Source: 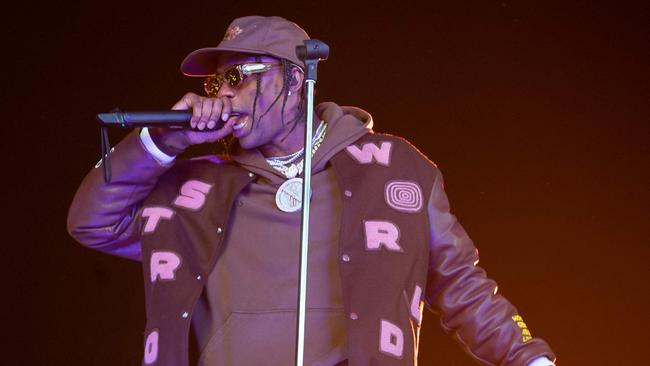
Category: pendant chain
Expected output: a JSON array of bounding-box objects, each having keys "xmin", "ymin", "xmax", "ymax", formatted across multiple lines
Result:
[{"xmin": 266, "ymin": 121, "xmax": 327, "ymax": 179}]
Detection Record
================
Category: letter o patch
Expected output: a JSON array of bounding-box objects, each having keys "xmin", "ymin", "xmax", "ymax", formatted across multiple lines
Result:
[
  {"xmin": 384, "ymin": 181, "xmax": 423, "ymax": 213},
  {"xmin": 144, "ymin": 330, "xmax": 159, "ymax": 364}
]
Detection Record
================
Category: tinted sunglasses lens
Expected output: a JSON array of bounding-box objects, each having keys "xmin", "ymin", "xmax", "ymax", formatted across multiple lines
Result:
[
  {"xmin": 203, "ymin": 76, "xmax": 221, "ymax": 97},
  {"xmin": 224, "ymin": 68, "xmax": 242, "ymax": 87},
  {"xmin": 203, "ymin": 67, "xmax": 243, "ymax": 97}
]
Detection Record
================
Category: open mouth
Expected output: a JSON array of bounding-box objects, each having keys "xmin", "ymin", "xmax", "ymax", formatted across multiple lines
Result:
[{"xmin": 230, "ymin": 113, "xmax": 249, "ymax": 131}]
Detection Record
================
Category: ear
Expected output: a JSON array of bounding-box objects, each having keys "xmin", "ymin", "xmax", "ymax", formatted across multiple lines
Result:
[{"xmin": 289, "ymin": 66, "xmax": 304, "ymax": 93}]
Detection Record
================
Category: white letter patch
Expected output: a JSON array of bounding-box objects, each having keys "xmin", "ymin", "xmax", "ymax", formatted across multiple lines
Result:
[
  {"xmin": 380, "ymin": 319, "xmax": 404, "ymax": 358},
  {"xmin": 150, "ymin": 251, "xmax": 181, "ymax": 283},
  {"xmin": 142, "ymin": 207, "xmax": 174, "ymax": 233},
  {"xmin": 143, "ymin": 330, "xmax": 159, "ymax": 364},
  {"xmin": 384, "ymin": 181, "xmax": 423, "ymax": 213},
  {"xmin": 173, "ymin": 180, "xmax": 213, "ymax": 210},
  {"xmin": 364, "ymin": 220, "xmax": 403, "ymax": 252},
  {"xmin": 345, "ymin": 142, "xmax": 392, "ymax": 166},
  {"xmin": 410, "ymin": 285, "xmax": 423, "ymax": 324}
]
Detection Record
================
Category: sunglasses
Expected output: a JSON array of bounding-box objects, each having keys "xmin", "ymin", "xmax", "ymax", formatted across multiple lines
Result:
[{"xmin": 203, "ymin": 62, "xmax": 279, "ymax": 97}]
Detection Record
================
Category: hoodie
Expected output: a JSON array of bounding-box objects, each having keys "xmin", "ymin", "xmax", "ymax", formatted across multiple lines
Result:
[{"xmin": 192, "ymin": 102, "xmax": 372, "ymax": 365}]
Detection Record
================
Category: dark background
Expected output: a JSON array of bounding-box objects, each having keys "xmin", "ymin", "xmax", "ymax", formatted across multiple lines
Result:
[{"xmin": 6, "ymin": 0, "xmax": 649, "ymax": 365}]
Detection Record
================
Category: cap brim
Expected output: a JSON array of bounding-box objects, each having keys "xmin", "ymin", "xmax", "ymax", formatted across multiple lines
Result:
[{"xmin": 180, "ymin": 46, "xmax": 303, "ymax": 77}]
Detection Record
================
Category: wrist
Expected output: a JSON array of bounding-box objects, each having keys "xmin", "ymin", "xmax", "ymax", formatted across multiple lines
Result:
[{"xmin": 147, "ymin": 127, "xmax": 190, "ymax": 156}]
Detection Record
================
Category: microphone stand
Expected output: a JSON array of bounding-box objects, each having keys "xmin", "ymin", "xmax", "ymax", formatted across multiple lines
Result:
[{"xmin": 294, "ymin": 40, "xmax": 329, "ymax": 366}]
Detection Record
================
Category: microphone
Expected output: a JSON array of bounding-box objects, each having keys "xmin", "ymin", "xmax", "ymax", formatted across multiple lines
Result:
[
  {"xmin": 96, "ymin": 109, "xmax": 226, "ymax": 183},
  {"xmin": 96, "ymin": 110, "xmax": 224, "ymax": 130}
]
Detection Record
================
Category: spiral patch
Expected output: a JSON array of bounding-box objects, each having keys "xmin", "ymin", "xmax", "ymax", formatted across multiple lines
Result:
[{"xmin": 384, "ymin": 180, "xmax": 423, "ymax": 213}]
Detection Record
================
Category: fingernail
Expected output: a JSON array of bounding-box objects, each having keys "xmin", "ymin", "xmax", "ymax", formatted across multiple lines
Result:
[
  {"xmin": 222, "ymin": 113, "xmax": 229, "ymax": 121},
  {"xmin": 207, "ymin": 120, "xmax": 216, "ymax": 129}
]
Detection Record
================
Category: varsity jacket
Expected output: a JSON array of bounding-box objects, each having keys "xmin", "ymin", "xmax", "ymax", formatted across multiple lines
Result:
[{"xmin": 68, "ymin": 127, "xmax": 556, "ymax": 366}]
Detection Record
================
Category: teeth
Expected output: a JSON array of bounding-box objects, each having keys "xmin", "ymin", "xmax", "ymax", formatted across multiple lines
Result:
[{"xmin": 233, "ymin": 119, "xmax": 248, "ymax": 131}]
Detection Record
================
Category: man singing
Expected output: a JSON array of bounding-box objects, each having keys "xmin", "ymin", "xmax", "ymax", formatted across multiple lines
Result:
[{"xmin": 68, "ymin": 15, "xmax": 556, "ymax": 366}]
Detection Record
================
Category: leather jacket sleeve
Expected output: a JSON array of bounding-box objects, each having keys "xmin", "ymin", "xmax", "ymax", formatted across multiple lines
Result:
[
  {"xmin": 424, "ymin": 168, "xmax": 556, "ymax": 365},
  {"xmin": 67, "ymin": 130, "xmax": 173, "ymax": 261}
]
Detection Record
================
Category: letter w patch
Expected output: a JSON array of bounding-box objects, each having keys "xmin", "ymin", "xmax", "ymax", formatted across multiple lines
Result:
[{"xmin": 345, "ymin": 142, "xmax": 392, "ymax": 166}]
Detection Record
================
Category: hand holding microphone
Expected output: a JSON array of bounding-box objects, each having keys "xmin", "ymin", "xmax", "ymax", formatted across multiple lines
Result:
[
  {"xmin": 98, "ymin": 93, "xmax": 237, "ymax": 156},
  {"xmin": 150, "ymin": 93, "xmax": 236, "ymax": 156},
  {"xmin": 174, "ymin": 92, "xmax": 234, "ymax": 131}
]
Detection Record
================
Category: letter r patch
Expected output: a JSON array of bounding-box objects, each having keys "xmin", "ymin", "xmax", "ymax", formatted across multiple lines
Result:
[
  {"xmin": 150, "ymin": 251, "xmax": 181, "ymax": 282},
  {"xmin": 364, "ymin": 220, "xmax": 403, "ymax": 252}
]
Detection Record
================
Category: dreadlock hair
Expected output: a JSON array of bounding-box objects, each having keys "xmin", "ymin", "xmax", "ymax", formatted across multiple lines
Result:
[
  {"xmin": 251, "ymin": 57, "xmax": 306, "ymax": 128},
  {"xmin": 279, "ymin": 59, "xmax": 306, "ymax": 126},
  {"xmin": 225, "ymin": 56, "xmax": 307, "ymax": 156}
]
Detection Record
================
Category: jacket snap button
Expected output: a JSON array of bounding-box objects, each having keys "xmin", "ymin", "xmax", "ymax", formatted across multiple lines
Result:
[
  {"xmin": 344, "ymin": 190, "xmax": 352, "ymax": 197},
  {"xmin": 341, "ymin": 254, "xmax": 351, "ymax": 262},
  {"xmin": 181, "ymin": 312, "xmax": 189, "ymax": 318},
  {"xmin": 349, "ymin": 312, "xmax": 358, "ymax": 320},
  {"xmin": 217, "ymin": 227, "xmax": 223, "ymax": 234},
  {"xmin": 248, "ymin": 172, "xmax": 255, "ymax": 178}
]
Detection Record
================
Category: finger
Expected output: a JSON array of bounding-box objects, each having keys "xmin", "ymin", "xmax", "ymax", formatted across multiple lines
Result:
[
  {"xmin": 220, "ymin": 97, "xmax": 232, "ymax": 122},
  {"xmin": 190, "ymin": 97, "xmax": 204, "ymax": 129},
  {"xmin": 196, "ymin": 98, "xmax": 215, "ymax": 130},
  {"xmin": 192, "ymin": 98, "xmax": 208, "ymax": 130},
  {"xmin": 207, "ymin": 98, "xmax": 223, "ymax": 129},
  {"xmin": 172, "ymin": 92, "xmax": 198, "ymax": 111},
  {"xmin": 186, "ymin": 119, "xmax": 234, "ymax": 144}
]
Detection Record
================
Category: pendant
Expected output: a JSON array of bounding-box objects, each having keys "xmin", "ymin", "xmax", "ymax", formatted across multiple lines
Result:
[
  {"xmin": 285, "ymin": 164, "xmax": 299, "ymax": 179},
  {"xmin": 275, "ymin": 177, "xmax": 303, "ymax": 213}
]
